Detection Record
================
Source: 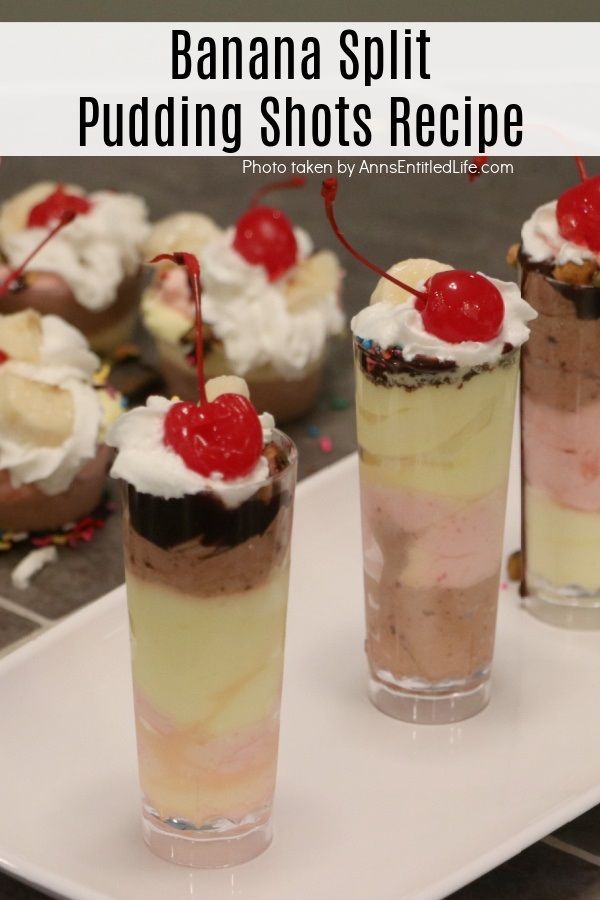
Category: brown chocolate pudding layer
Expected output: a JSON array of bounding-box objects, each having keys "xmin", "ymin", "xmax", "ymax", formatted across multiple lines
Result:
[
  {"xmin": 365, "ymin": 571, "xmax": 499, "ymax": 686},
  {"xmin": 0, "ymin": 268, "xmax": 144, "ymax": 352},
  {"xmin": 124, "ymin": 499, "xmax": 292, "ymax": 597},
  {"xmin": 520, "ymin": 253, "xmax": 600, "ymax": 412},
  {"xmin": 0, "ymin": 444, "xmax": 111, "ymax": 532},
  {"xmin": 123, "ymin": 444, "xmax": 294, "ymax": 598},
  {"xmin": 354, "ymin": 338, "xmax": 516, "ymax": 390}
]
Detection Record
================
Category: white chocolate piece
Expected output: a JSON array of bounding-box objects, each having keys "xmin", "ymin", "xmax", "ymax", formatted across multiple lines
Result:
[{"xmin": 205, "ymin": 375, "xmax": 250, "ymax": 402}]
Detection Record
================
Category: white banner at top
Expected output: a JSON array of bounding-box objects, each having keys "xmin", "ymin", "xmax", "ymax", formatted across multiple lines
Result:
[{"xmin": 0, "ymin": 21, "xmax": 597, "ymax": 155}]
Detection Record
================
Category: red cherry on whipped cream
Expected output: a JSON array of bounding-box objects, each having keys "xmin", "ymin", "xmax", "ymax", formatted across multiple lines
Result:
[
  {"xmin": 416, "ymin": 270, "xmax": 504, "ymax": 342},
  {"xmin": 150, "ymin": 251, "xmax": 263, "ymax": 480},
  {"xmin": 556, "ymin": 158, "xmax": 600, "ymax": 254},
  {"xmin": 233, "ymin": 176, "xmax": 305, "ymax": 281},
  {"xmin": 321, "ymin": 177, "xmax": 504, "ymax": 344},
  {"xmin": 164, "ymin": 394, "xmax": 263, "ymax": 479},
  {"xmin": 27, "ymin": 184, "xmax": 91, "ymax": 228},
  {"xmin": 0, "ymin": 351, "xmax": 8, "ymax": 364}
]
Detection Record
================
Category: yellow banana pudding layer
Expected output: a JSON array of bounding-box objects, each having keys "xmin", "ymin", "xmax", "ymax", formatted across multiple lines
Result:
[
  {"xmin": 127, "ymin": 565, "xmax": 289, "ymax": 825},
  {"xmin": 356, "ymin": 354, "xmax": 518, "ymax": 500}
]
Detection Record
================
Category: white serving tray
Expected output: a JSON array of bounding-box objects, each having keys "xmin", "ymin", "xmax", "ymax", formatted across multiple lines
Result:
[{"xmin": 1, "ymin": 449, "xmax": 600, "ymax": 900}]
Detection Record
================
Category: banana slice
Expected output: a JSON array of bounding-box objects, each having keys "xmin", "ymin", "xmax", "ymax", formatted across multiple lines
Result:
[
  {"xmin": 0, "ymin": 182, "xmax": 84, "ymax": 239},
  {"xmin": 205, "ymin": 375, "xmax": 250, "ymax": 402},
  {"xmin": 144, "ymin": 213, "xmax": 223, "ymax": 266},
  {"xmin": 370, "ymin": 258, "xmax": 453, "ymax": 306},
  {"xmin": 0, "ymin": 371, "xmax": 74, "ymax": 446},
  {"xmin": 285, "ymin": 250, "xmax": 341, "ymax": 313},
  {"xmin": 0, "ymin": 310, "xmax": 43, "ymax": 363}
]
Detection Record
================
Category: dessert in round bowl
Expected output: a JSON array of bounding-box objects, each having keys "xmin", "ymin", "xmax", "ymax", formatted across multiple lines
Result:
[
  {"xmin": 0, "ymin": 182, "xmax": 150, "ymax": 354},
  {"xmin": 142, "ymin": 184, "xmax": 344, "ymax": 423},
  {"xmin": 0, "ymin": 308, "xmax": 122, "ymax": 533}
]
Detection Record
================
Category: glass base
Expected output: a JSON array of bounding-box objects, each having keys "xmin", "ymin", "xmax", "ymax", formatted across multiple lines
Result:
[
  {"xmin": 524, "ymin": 573, "xmax": 600, "ymax": 630},
  {"xmin": 142, "ymin": 809, "xmax": 272, "ymax": 868},
  {"xmin": 368, "ymin": 677, "xmax": 491, "ymax": 725},
  {"xmin": 523, "ymin": 593, "xmax": 600, "ymax": 630}
]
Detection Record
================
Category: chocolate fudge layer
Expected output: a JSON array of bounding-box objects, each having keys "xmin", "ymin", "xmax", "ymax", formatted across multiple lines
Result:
[
  {"xmin": 355, "ymin": 339, "xmax": 517, "ymax": 388},
  {"xmin": 123, "ymin": 444, "xmax": 294, "ymax": 598},
  {"xmin": 520, "ymin": 254, "xmax": 600, "ymax": 412}
]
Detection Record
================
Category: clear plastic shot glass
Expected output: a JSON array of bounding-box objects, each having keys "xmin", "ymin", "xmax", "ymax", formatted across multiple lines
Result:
[
  {"xmin": 354, "ymin": 340, "xmax": 519, "ymax": 724},
  {"xmin": 121, "ymin": 432, "xmax": 296, "ymax": 866}
]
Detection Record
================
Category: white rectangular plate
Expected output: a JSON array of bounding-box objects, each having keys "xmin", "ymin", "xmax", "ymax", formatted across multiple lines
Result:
[{"xmin": 1, "ymin": 449, "xmax": 600, "ymax": 900}]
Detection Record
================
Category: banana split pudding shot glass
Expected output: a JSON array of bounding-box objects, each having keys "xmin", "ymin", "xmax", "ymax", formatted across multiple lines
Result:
[
  {"xmin": 108, "ymin": 253, "xmax": 296, "ymax": 867},
  {"xmin": 323, "ymin": 179, "xmax": 535, "ymax": 724},
  {"xmin": 518, "ymin": 158, "xmax": 600, "ymax": 627}
]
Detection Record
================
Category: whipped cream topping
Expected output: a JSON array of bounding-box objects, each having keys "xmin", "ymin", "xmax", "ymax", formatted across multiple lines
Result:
[
  {"xmin": 0, "ymin": 188, "xmax": 150, "ymax": 311},
  {"xmin": 107, "ymin": 395, "xmax": 275, "ymax": 507},
  {"xmin": 351, "ymin": 274, "xmax": 536, "ymax": 366},
  {"xmin": 144, "ymin": 227, "xmax": 344, "ymax": 378},
  {"xmin": 0, "ymin": 314, "xmax": 103, "ymax": 495},
  {"xmin": 521, "ymin": 200, "xmax": 597, "ymax": 267},
  {"xmin": 39, "ymin": 315, "xmax": 99, "ymax": 380}
]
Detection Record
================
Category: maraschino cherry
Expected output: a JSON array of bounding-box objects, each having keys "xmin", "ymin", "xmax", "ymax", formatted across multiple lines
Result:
[
  {"xmin": 556, "ymin": 157, "xmax": 600, "ymax": 253},
  {"xmin": 321, "ymin": 177, "xmax": 504, "ymax": 344},
  {"xmin": 468, "ymin": 155, "xmax": 488, "ymax": 183},
  {"xmin": 0, "ymin": 351, "xmax": 8, "ymax": 364},
  {"xmin": 0, "ymin": 210, "xmax": 78, "ymax": 298},
  {"xmin": 233, "ymin": 176, "xmax": 305, "ymax": 281},
  {"xmin": 27, "ymin": 184, "xmax": 91, "ymax": 228},
  {"xmin": 151, "ymin": 252, "xmax": 263, "ymax": 480}
]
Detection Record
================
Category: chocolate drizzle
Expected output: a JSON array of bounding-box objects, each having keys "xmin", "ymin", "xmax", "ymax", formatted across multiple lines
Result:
[
  {"xmin": 354, "ymin": 338, "xmax": 516, "ymax": 389},
  {"xmin": 126, "ymin": 482, "xmax": 289, "ymax": 550},
  {"xmin": 519, "ymin": 250, "xmax": 600, "ymax": 320}
]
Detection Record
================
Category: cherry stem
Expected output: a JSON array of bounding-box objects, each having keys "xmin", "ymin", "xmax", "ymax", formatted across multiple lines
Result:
[
  {"xmin": 575, "ymin": 156, "xmax": 588, "ymax": 182},
  {"xmin": 0, "ymin": 211, "xmax": 76, "ymax": 298},
  {"xmin": 250, "ymin": 176, "xmax": 305, "ymax": 208},
  {"xmin": 151, "ymin": 252, "xmax": 207, "ymax": 405},
  {"xmin": 321, "ymin": 178, "xmax": 427, "ymax": 301}
]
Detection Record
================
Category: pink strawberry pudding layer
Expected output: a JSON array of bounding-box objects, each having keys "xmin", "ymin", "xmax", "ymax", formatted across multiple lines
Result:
[
  {"xmin": 352, "ymin": 259, "xmax": 534, "ymax": 698},
  {"xmin": 523, "ymin": 396, "xmax": 600, "ymax": 513}
]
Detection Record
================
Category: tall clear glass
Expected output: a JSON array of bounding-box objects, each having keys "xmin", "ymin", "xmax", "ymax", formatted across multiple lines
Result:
[
  {"xmin": 520, "ymin": 257, "xmax": 600, "ymax": 628},
  {"xmin": 120, "ymin": 432, "xmax": 296, "ymax": 867},
  {"xmin": 354, "ymin": 341, "xmax": 519, "ymax": 724}
]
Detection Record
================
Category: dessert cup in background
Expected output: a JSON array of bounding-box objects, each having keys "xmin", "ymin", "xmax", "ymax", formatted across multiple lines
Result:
[
  {"xmin": 322, "ymin": 177, "xmax": 535, "ymax": 723},
  {"xmin": 518, "ymin": 162, "xmax": 600, "ymax": 628},
  {"xmin": 0, "ymin": 309, "xmax": 122, "ymax": 532},
  {"xmin": 109, "ymin": 252, "xmax": 297, "ymax": 867},
  {"xmin": 0, "ymin": 181, "xmax": 150, "ymax": 354},
  {"xmin": 142, "ymin": 184, "xmax": 344, "ymax": 423}
]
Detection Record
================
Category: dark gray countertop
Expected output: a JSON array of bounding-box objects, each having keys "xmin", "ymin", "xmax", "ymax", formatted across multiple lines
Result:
[{"xmin": 1, "ymin": 156, "xmax": 599, "ymax": 899}]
